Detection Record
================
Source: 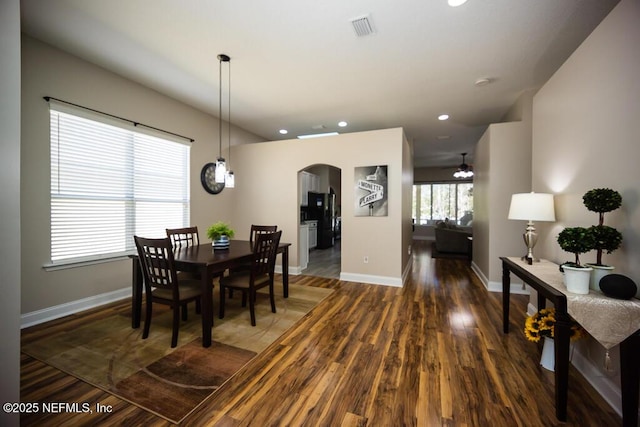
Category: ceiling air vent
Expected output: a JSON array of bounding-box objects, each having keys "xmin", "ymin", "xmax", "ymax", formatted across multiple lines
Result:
[{"xmin": 350, "ymin": 14, "xmax": 374, "ymax": 37}]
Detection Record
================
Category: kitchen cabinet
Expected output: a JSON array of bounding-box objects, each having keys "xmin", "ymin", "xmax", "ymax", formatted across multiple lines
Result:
[
  {"xmin": 307, "ymin": 220, "xmax": 318, "ymax": 249},
  {"xmin": 299, "ymin": 171, "xmax": 320, "ymax": 206},
  {"xmin": 299, "ymin": 224, "xmax": 309, "ymax": 270}
]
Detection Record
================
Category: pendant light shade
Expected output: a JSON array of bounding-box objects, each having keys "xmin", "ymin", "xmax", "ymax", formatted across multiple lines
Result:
[{"xmin": 215, "ymin": 54, "xmax": 230, "ymax": 184}]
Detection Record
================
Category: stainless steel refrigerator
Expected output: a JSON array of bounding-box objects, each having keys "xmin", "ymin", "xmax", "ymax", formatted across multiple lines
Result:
[{"xmin": 307, "ymin": 192, "xmax": 335, "ymax": 249}]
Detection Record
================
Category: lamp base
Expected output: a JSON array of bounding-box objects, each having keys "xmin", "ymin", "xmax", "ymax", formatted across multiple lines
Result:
[{"xmin": 522, "ymin": 223, "xmax": 539, "ymax": 265}]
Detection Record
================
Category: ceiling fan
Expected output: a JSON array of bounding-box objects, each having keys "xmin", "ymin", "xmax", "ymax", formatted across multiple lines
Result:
[{"xmin": 453, "ymin": 153, "xmax": 474, "ymax": 178}]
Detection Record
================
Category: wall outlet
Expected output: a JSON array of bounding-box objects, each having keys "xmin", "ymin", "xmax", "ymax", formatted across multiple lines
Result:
[{"xmin": 363, "ymin": 256, "xmax": 369, "ymax": 263}]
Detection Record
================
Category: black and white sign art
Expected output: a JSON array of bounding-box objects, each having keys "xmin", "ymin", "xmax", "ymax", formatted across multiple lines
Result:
[{"xmin": 354, "ymin": 165, "xmax": 388, "ymax": 217}]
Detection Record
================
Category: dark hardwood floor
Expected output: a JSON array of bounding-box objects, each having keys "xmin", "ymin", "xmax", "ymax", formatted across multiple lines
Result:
[{"xmin": 21, "ymin": 240, "xmax": 622, "ymax": 426}]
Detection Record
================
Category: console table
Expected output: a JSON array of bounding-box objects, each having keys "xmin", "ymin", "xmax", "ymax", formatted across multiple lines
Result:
[{"xmin": 500, "ymin": 257, "xmax": 640, "ymax": 426}]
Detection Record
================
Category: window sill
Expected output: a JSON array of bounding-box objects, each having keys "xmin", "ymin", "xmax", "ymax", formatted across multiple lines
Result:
[{"xmin": 43, "ymin": 253, "xmax": 133, "ymax": 271}]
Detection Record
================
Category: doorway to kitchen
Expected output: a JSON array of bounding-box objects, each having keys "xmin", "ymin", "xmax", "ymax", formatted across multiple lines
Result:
[{"xmin": 298, "ymin": 164, "xmax": 341, "ymax": 279}]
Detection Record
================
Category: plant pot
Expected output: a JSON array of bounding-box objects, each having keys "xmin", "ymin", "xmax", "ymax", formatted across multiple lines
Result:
[
  {"xmin": 585, "ymin": 264, "xmax": 615, "ymax": 292},
  {"xmin": 540, "ymin": 336, "xmax": 554, "ymax": 372},
  {"xmin": 212, "ymin": 235, "xmax": 230, "ymax": 250},
  {"xmin": 562, "ymin": 265, "xmax": 593, "ymax": 294}
]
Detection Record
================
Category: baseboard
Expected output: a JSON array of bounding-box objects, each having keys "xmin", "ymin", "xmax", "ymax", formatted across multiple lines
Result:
[
  {"xmin": 21, "ymin": 287, "xmax": 131, "ymax": 329},
  {"xmin": 276, "ymin": 265, "xmax": 302, "ymax": 275},
  {"xmin": 470, "ymin": 262, "xmax": 530, "ymax": 295},
  {"xmin": 339, "ymin": 272, "xmax": 403, "ymax": 287},
  {"xmin": 402, "ymin": 258, "xmax": 412, "ymax": 286}
]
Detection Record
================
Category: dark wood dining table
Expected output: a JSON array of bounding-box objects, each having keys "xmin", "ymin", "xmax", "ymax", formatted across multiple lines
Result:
[{"xmin": 130, "ymin": 239, "xmax": 291, "ymax": 347}]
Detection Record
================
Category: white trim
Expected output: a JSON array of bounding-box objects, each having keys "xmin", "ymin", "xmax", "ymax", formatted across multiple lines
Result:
[
  {"xmin": 470, "ymin": 262, "xmax": 530, "ymax": 295},
  {"xmin": 402, "ymin": 258, "xmax": 412, "ymax": 286},
  {"xmin": 275, "ymin": 265, "xmax": 303, "ymax": 275},
  {"xmin": 339, "ymin": 272, "xmax": 402, "ymax": 287},
  {"xmin": 570, "ymin": 348, "xmax": 630, "ymax": 419},
  {"xmin": 21, "ymin": 287, "xmax": 130, "ymax": 329}
]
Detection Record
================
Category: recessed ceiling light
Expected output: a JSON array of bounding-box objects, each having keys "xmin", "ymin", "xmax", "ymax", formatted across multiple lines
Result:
[
  {"xmin": 448, "ymin": 0, "xmax": 468, "ymax": 7},
  {"xmin": 297, "ymin": 132, "xmax": 339, "ymax": 139},
  {"xmin": 279, "ymin": 129, "xmax": 288, "ymax": 135},
  {"xmin": 438, "ymin": 114, "xmax": 450, "ymax": 121},
  {"xmin": 474, "ymin": 78, "xmax": 491, "ymax": 87},
  {"xmin": 338, "ymin": 121, "xmax": 348, "ymax": 127}
]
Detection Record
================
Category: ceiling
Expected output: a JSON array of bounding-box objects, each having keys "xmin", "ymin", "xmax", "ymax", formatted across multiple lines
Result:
[{"xmin": 20, "ymin": 0, "xmax": 619, "ymax": 168}]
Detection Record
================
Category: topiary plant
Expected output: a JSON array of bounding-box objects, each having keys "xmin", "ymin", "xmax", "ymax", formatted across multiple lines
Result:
[
  {"xmin": 582, "ymin": 188, "xmax": 623, "ymax": 265},
  {"xmin": 557, "ymin": 227, "xmax": 595, "ymax": 267}
]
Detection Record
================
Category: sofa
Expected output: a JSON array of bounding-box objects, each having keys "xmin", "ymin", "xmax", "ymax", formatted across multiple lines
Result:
[{"xmin": 434, "ymin": 222, "xmax": 472, "ymax": 257}]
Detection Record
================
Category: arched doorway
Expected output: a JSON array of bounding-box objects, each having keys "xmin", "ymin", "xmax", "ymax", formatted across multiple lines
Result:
[{"xmin": 298, "ymin": 164, "xmax": 341, "ymax": 278}]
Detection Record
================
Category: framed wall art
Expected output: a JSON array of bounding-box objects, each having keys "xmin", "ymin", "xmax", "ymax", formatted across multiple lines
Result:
[{"xmin": 354, "ymin": 165, "xmax": 388, "ymax": 216}]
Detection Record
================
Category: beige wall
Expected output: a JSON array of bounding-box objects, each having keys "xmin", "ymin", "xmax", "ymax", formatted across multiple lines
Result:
[
  {"xmin": 533, "ymin": 0, "xmax": 639, "ymax": 285},
  {"xmin": 230, "ymin": 128, "xmax": 412, "ymax": 284},
  {"xmin": 531, "ymin": 0, "xmax": 639, "ymax": 412},
  {"xmin": 1, "ymin": 0, "xmax": 22, "ymax": 419},
  {"xmin": 472, "ymin": 114, "xmax": 532, "ymax": 287},
  {"xmin": 20, "ymin": 36, "xmax": 263, "ymax": 314}
]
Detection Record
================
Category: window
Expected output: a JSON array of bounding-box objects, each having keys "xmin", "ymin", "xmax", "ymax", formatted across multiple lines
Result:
[
  {"xmin": 412, "ymin": 182, "xmax": 473, "ymax": 225},
  {"xmin": 49, "ymin": 104, "xmax": 190, "ymax": 265}
]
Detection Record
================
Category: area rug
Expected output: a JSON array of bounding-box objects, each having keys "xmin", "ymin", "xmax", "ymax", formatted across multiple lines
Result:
[{"xmin": 22, "ymin": 283, "xmax": 333, "ymax": 424}]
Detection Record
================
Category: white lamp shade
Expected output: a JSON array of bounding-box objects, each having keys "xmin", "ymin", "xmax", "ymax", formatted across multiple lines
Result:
[
  {"xmin": 215, "ymin": 158, "xmax": 226, "ymax": 183},
  {"xmin": 508, "ymin": 192, "xmax": 555, "ymax": 222},
  {"xmin": 225, "ymin": 170, "xmax": 235, "ymax": 188}
]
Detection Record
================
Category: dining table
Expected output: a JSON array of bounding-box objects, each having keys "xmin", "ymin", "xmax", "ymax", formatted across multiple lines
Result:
[{"xmin": 130, "ymin": 239, "xmax": 291, "ymax": 347}]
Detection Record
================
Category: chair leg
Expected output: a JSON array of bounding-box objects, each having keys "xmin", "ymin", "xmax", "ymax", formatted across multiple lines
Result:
[
  {"xmin": 182, "ymin": 303, "xmax": 188, "ymax": 321},
  {"xmin": 219, "ymin": 283, "xmax": 226, "ymax": 319},
  {"xmin": 241, "ymin": 291, "xmax": 247, "ymax": 307},
  {"xmin": 143, "ymin": 297, "xmax": 152, "ymax": 339},
  {"xmin": 249, "ymin": 289, "xmax": 256, "ymax": 326},
  {"xmin": 269, "ymin": 282, "xmax": 276, "ymax": 314},
  {"xmin": 171, "ymin": 305, "xmax": 180, "ymax": 348},
  {"xmin": 195, "ymin": 299, "xmax": 201, "ymax": 314}
]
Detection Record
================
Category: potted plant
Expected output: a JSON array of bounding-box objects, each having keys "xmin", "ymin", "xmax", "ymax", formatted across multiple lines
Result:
[
  {"xmin": 557, "ymin": 227, "xmax": 595, "ymax": 294},
  {"xmin": 582, "ymin": 188, "xmax": 623, "ymax": 290},
  {"xmin": 207, "ymin": 221, "xmax": 235, "ymax": 250}
]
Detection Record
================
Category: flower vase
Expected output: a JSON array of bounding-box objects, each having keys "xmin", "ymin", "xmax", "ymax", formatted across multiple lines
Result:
[
  {"xmin": 212, "ymin": 235, "xmax": 230, "ymax": 250},
  {"xmin": 540, "ymin": 336, "xmax": 554, "ymax": 372}
]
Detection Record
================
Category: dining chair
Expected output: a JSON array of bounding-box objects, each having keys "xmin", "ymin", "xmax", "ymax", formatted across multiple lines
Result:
[
  {"xmin": 166, "ymin": 226, "xmax": 206, "ymax": 282},
  {"xmin": 166, "ymin": 226, "xmax": 199, "ymax": 247},
  {"xmin": 219, "ymin": 230, "xmax": 282, "ymax": 326},
  {"xmin": 227, "ymin": 224, "xmax": 278, "ymax": 299},
  {"xmin": 134, "ymin": 235, "xmax": 203, "ymax": 348}
]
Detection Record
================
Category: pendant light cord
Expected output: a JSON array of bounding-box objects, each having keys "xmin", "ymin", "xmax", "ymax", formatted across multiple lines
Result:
[
  {"xmin": 218, "ymin": 57, "xmax": 223, "ymax": 159},
  {"xmin": 227, "ymin": 59, "xmax": 231, "ymax": 168}
]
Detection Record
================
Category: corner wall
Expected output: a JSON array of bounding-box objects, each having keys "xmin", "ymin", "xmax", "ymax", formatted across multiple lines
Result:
[{"xmin": 1, "ymin": 1, "xmax": 22, "ymax": 424}]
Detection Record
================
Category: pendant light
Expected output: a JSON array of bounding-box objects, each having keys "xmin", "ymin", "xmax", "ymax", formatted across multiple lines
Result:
[
  {"xmin": 214, "ymin": 54, "xmax": 230, "ymax": 183},
  {"xmin": 224, "ymin": 54, "xmax": 235, "ymax": 188},
  {"xmin": 453, "ymin": 152, "xmax": 474, "ymax": 178}
]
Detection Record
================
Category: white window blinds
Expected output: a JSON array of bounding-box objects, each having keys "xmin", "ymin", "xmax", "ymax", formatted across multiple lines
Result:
[{"xmin": 49, "ymin": 107, "xmax": 190, "ymax": 264}]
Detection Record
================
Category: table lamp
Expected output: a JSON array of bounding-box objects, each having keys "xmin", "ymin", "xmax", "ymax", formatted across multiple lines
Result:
[{"xmin": 508, "ymin": 192, "xmax": 556, "ymax": 264}]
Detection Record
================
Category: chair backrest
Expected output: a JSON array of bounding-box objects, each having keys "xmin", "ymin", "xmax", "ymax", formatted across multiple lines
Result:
[
  {"xmin": 134, "ymin": 236, "xmax": 179, "ymax": 299},
  {"xmin": 166, "ymin": 226, "xmax": 199, "ymax": 247},
  {"xmin": 250, "ymin": 230, "xmax": 282, "ymax": 279},
  {"xmin": 249, "ymin": 224, "xmax": 277, "ymax": 244}
]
